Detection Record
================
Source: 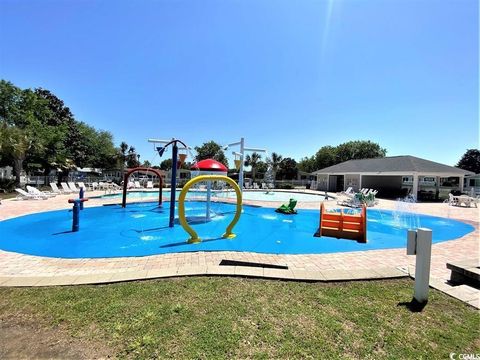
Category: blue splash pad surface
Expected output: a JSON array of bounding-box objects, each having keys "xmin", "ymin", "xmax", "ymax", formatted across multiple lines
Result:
[{"xmin": 0, "ymin": 201, "xmax": 474, "ymax": 258}]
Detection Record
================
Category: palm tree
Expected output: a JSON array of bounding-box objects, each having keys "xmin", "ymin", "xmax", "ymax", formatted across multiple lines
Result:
[
  {"xmin": 244, "ymin": 152, "xmax": 262, "ymax": 182},
  {"xmin": 119, "ymin": 141, "xmax": 129, "ymax": 170},
  {"xmin": 0, "ymin": 124, "xmax": 32, "ymax": 186},
  {"xmin": 267, "ymin": 152, "xmax": 282, "ymax": 180},
  {"xmin": 126, "ymin": 146, "xmax": 140, "ymax": 168}
]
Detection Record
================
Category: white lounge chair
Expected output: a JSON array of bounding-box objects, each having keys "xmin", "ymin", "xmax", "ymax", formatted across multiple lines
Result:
[
  {"xmin": 77, "ymin": 182, "xmax": 87, "ymax": 191},
  {"xmin": 134, "ymin": 181, "xmax": 142, "ymax": 189},
  {"xmin": 337, "ymin": 195, "xmax": 362, "ymax": 208},
  {"xmin": 146, "ymin": 181, "xmax": 154, "ymax": 189},
  {"xmin": 68, "ymin": 182, "xmax": 80, "ymax": 193},
  {"xmin": 15, "ymin": 188, "xmax": 48, "ymax": 200},
  {"xmin": 340, "ymin": 187, "xmax": 355, "ymax": 197},
  {"xmin": 61, "ymin": 182, "xmax": 73, "ymax": 193},
  {"xmin": 90, "ymin": 182, "xmax": 99, "ymax": 190},
  {"xmin": 50, "ymin": 183, "xmax": 63, "ymax": 194},
  {"xmin": 27, "ymin": 185, "xmax": 56, "ymax": 198},
  {"xmin": 110, "ymin": 182, "xmax": 121, "ymax": 190}
]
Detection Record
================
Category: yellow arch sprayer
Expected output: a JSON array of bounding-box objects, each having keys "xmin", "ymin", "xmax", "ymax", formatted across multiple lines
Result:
[{"xmin": 178, "ymin": 175, "xmax": 242, "ymax": 244}]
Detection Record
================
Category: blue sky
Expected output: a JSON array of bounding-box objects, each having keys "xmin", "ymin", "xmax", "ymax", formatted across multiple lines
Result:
[{"xmin": 0, "ymin": 0, "xmax": 478, "ymax": 167}]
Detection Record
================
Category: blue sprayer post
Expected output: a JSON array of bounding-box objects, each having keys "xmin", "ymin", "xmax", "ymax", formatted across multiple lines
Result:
[
  {"xmin": 68, "ymin": 197, "xmax": 88, "ymax": 232},
  {"xmin": 79, "ymin": 187, "xmax": 84, "ymax": 210}
]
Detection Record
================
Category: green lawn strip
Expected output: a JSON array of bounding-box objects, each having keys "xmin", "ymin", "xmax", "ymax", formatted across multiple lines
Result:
[{"xmin": 0, "ymin": 278, "xmax": 478, "ymax": 359}]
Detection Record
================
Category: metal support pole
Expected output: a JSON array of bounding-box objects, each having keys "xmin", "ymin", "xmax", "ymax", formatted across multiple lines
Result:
[
  {"xmin": 239, "ymin": 137, "xmax": 244, "ymax": 192},
  {"xmin": 169, "ymin": 143, "xmax": 178, "ymax": 228},
  {"xmin": 206, "ymin": 180, "xmax": 211, "ymax": 221},
  {"xmin": 121, "ymin": 173, "xmax": 128, "ymax": 208}
]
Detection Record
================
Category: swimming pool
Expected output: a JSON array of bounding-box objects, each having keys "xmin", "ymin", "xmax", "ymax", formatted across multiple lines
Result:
[
  {"xmin": 0, "ymin": 201, "xmax": 473, "ymax": 258},
  {"xmin": 97, "ymin": 190, "xmax": 326, "ymax": 202}
]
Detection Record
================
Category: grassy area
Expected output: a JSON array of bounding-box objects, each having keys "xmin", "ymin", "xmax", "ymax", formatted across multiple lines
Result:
[
  {"xmin": 0, "ymin": 277, "xmax": 478, "ymax": 359},
  {"xmin": 0, "ymin": 191, "xmax": 17, "ymax": 200}
]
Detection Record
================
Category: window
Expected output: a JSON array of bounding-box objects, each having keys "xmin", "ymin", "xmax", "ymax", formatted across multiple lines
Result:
[{"xmin": 440, "ymin": 177, "xmax": 459, "ymax": 187}]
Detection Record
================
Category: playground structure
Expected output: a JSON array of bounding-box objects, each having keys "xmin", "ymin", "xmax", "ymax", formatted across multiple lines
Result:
[
  {"xmin": 139, "ymin": 138, "xmax": 263, "ymax": 242},
  {"xmin": 223, "ymin": 137, "xmax": 267, "ymax": 192},
  {"xmin": 190, "ymin": 159, "xmax": 228, "ymax": 221},
  {"xmin": 148, "ymin": 138, "xmax": 191, "ymax": 227},
  {"xmin": 178, "ymin": 174, "xmax": 242, "ymax": 244},
  {"xmin": 122, "ymin": 167, "xmax": 164, "ymax": 208},
  {"xmin": 314, "ymin": 202, "xmax": 367, "ymax": 243}
]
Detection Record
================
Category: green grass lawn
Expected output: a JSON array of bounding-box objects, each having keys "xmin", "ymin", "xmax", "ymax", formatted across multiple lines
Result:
[{"xmin": 0, "ymin": 277, "xmax": 478, "ymax": 359}]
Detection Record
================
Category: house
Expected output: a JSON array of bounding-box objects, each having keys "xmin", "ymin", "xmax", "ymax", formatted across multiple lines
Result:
[{"xmin": 312, "ymin": 155, "xmax": 473, "ymax": 199}]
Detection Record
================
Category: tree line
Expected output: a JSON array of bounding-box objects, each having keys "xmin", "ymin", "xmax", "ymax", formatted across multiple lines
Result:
[
  {"xmin": 0, "ymin": 80, "xmax": 141, "ymax": 186},
  {"xmin": 297, "ymin": 140, "xmax": 387, "ymax": 173}
]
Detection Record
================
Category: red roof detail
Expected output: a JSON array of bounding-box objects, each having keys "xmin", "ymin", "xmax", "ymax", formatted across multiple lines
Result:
[{"xmin": 191, "ymin": 159, "xmax": 228, "ymax": 172}]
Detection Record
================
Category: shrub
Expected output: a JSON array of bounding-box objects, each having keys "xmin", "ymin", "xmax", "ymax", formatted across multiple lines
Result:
[
  {"xmin": 0, "ymin": 179, "xmax": 16, "ymax": 192},
  {"xmin": 277, "ymin": 183, "xmax": 294, "ymax": 189}
]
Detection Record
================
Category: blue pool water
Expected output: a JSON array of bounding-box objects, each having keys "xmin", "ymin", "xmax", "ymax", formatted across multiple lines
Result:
[
  {"xmin": 0, "ymin": 201, "xmax": 473, "ymax": 259},
  {"xmin": 98, "ymin": 190, "xmax": 326, "ymax": 202}
]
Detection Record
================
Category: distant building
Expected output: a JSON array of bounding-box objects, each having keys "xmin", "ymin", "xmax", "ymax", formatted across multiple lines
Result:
[
  {"xmin": 312, "ymin": 155, "xmax": 473, "ymax": 199},
  {"xmin": 0, "ymin": 166, "xmax": 13, "ymax": 180},
  {"xmin": 464, "ymin": 174, "xmax": 480, "ymax": 196}
]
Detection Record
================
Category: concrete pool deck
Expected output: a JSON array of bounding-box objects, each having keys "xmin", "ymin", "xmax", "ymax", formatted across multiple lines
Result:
[{"xmin": 0, "ymin": 189, "xmax": 478, "ymax": 308}]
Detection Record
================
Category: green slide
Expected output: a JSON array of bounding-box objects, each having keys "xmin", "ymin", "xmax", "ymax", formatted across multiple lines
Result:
[{"xmin": 275, "ymin": 198, "xmax": 298, "ymax": 215}]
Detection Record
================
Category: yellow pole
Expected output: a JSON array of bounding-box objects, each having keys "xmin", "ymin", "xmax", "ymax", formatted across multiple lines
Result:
[{"xmin": 178, "ymin": 175, "xmax": 242, "ymax": 243}]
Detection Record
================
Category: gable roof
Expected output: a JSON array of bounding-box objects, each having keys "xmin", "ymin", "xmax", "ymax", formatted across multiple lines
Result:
[{"xmin": 312, "ymin": 156, "xmax": 473, "ymax": 175}]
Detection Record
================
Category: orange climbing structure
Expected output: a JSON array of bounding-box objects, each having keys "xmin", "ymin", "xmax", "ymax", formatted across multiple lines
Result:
[{"xmin": 314, "ymin": 202, "xmax": 367, "ymax": 243}]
